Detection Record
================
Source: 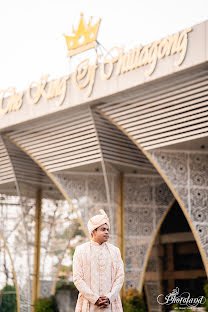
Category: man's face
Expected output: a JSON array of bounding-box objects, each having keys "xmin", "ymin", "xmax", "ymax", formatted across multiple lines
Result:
[{"xmin": 92, "ymin": 223, "xmax": 109, "ymax": 244}]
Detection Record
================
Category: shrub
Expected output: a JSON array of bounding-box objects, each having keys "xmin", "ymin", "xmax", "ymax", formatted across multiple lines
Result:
[
  {"xmin": 123, "ymin": 288, "xmax": 146, "ymax": 312},
  {"xmin": 56, "ymin": 281, "xmax": 76, "ymax": 291},
  {"xmin": 203, "ymin": 282, "xmax": 208, "ymax": 312},
  {"xmin": 34, "ymin": 296, "xmax": 59, "ymax": 312},
  {"xmin": 0, "ymin": 284, "xmax": 17, "ymax": 312}
]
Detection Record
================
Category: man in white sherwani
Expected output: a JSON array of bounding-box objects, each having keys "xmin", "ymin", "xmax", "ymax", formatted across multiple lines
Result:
[{"xmin": 73, "ymin": 209, "xmax": 124, "ymax": 312}]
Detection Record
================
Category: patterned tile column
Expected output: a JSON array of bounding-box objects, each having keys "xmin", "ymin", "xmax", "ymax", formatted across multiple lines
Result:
[
  {"xmin": 149, "ymin": 149, "xmax": 208, "ymax": 275},
  {"xmin": 145, "ymin": 239, "xmax": 163, "ymax": 312},
  {"xmin": 124, "ymin": 174, "xmax": 173, "ymax": 291}
]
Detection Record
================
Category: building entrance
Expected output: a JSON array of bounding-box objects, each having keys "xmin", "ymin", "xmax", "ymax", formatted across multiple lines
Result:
[{"xmin": 145, "ymin": 201, "xmax": 207, "ymax": 312}]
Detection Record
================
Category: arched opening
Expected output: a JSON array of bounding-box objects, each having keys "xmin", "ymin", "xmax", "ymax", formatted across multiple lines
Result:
[
  {"xmin": 0, "ymin": 136, "xmax": 87, "ymax": 310},
  {"xmin": 94, "ymin": 109, "xmax": 208, "ymax": 291},
  {"xmin": 144, "ymin": 200, "xmax": 207, "ymax": 312}
]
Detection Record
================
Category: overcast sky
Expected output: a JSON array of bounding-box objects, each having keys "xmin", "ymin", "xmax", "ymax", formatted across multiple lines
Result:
[{"xmin": 0, "ymin": 0, "xmax": 207, "ymax": 91}]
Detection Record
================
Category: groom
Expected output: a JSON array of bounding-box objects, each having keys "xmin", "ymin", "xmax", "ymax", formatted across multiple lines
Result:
[{"xmin": 73, "ymin": 209, "xmax": 124, "ymax": 311}]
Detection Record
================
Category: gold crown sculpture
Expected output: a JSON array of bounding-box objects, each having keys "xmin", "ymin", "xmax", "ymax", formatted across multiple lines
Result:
[{"xmin": 64, "ymin": 13, "xmax": 101, "ymax": 57}]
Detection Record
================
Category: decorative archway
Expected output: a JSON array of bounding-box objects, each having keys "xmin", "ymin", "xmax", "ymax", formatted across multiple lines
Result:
[
  {"xmin": 96, "ymin": 108, "xmax": 208, "ymax": 288},
  {"xmin": 3, "ymin": 104, "xmax": 208, "ymax": 297}
]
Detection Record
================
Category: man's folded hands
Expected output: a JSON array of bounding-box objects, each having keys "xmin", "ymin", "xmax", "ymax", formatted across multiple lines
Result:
[{"xmin": 95, "ymin": 296, "xmax": 110, "ymax": 309}]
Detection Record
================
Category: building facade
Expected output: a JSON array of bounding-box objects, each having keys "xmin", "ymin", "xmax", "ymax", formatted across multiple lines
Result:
[{"xmin": 0, "ymin": 20, "xmax": 208, "ymax": 312}]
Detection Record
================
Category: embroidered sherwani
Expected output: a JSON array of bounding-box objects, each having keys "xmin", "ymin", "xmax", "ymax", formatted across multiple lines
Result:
[{"xmin": 73, "ymin": 241, "xmax": 124, "ymax": 312}]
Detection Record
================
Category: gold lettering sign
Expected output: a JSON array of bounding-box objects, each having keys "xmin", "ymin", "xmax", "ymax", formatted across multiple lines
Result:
[
  {"xmin": 27, "ymin": 75, "xmax": 70, "ymax": 106},
  {"xmin": 0, "ymin": 88, "xmax": 23, "ymax": 115},
  {"xmin": 0, "ymin": 27, "xmax": 192, "ymax": 115},
  {"xmin": 100, "ymin": 27, "xmax": 192, "ymax": 79},
  {"xmin": 72, "ymin": 57, "xmax": 98, "ymax": 97},
  {"xmin": 101, "ymin": 47, "xmax": 122, "ymax": 80}
]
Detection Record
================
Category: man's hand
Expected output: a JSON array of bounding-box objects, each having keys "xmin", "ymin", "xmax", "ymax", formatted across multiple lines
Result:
[{"xmin": 95, "ymin": 296, "xmax": 110, "ymax": 309}]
